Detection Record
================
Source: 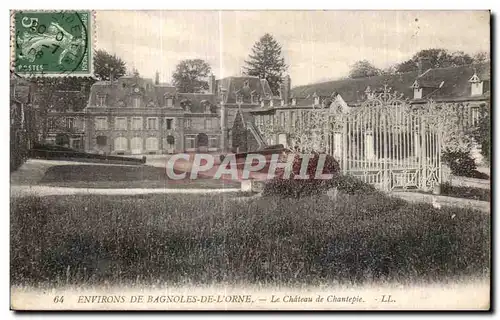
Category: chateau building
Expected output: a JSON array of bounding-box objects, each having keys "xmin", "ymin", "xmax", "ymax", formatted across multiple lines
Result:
[
  {"xmin": 235, "ymin": 62, "xmax": 490, "ymax": 153},
  {"xmin": 83, "ymin": 74, "xmax": 275, "ymax": 154},
  {"xmin": 25, "ymin": 62, "xmax": 489, "ymax": 158}
]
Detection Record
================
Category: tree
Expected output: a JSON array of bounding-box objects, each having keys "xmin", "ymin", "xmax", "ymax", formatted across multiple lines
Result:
[
  {"xmin": 172, "ymin": 59, "xmax": 211, "ymax": 93},
  {"xmin": 473, "ymin": 51, "xmax": 490, "ymax": 64},
  {"xmin": 348, "ymin": 60, "xmax": 382, "ymax": 79},
  {"xmin": 244, "ymin": 33, "xmax": 287, "ymax": 95},
  {"xmin": 94, "ymin": 50, "xmax": 127, "ymax": 81},
  {"xmin": 30, "ymin": 76, "xmax": 95, "ymax": 140},
  {"xmin": 395, "ymin": 49, "xmax": 474, "ymax": 73}
]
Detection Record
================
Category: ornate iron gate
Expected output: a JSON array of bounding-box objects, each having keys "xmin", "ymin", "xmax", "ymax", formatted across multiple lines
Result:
[{"xmin": 324, "ymin": 86, "xmax": 442, "ymax": 192}]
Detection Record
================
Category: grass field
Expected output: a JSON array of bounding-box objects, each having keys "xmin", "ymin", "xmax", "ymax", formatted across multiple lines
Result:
[
  {"xmin": 38, "ymin": 164, "xmax": 240, "ymax": 189},
  {"xmin": 11, "ymin": 192, "xmax": 490, "ymax": 287}
]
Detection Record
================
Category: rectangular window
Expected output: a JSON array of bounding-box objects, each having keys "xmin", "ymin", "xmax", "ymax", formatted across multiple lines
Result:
[
  {"xmin": 72, "ymin": 139, "xmax": 81, "ymax": 150},
  {"xmin": 185, "ymin": 119, "xmax": 192, "ymax": 129},
  {"xmin": 47, "ymin": 119, "xmax": 56, "ymax": 130},
  {"xmin": 280, "ymin": 112, "xmax": 285, "ymax": 127},
  {"xmin": 66, "ymin": 117, "xmax": 74, "ymax": 130},
  {"xmin": 95, "ymin": 117, "xmax": 107, "ymax": 130},
  {"xmin": 147, "ymin": 117, "xmax": 158, "ymax": 130},
  {"xmin": 186, "ymin": 136, "xmax": 195, "ymax": 149},
  {"xmin": 291, "ymin": 111, "xmax": 296, "ymax": 127},
  {"xmin": 132, "ymin": 117, "xmax": 143, "ymax": 130},
  {"xmin": 165, "ymin": 118, "xmax": 174, "ymax": 130},
  {"xmin": 205, "ymin": 119, "xmax": 212, "ymax": 130},
  {"xmin": 471, "ymin": 107, "xmax": 480, "ymax": 126},
  {"xmin": 209, "ymin": 137, "xmax": 218, "ymax": 148},
  {"xmin": 115, "ymin": 117, "xmax": 127, "ymax": 130}
]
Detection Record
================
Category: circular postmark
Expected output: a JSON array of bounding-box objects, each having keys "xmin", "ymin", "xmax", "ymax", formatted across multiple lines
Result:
[{"xmin": 13, "ymin": 10, "xmax": 90, "ymax": 77}]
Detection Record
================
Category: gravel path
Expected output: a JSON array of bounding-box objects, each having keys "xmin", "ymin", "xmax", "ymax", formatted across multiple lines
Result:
[{"xmin": 392, "ymin": 192, "xmax": 490, "ymax": 213}]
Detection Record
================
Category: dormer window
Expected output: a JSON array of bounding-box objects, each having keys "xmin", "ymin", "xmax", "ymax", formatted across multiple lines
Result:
[
  {"xmin": 292, "ymin": 98, "xmax": 297, "ymax": 106},
  {"xmin": 260, "ymin": 100, "xmax": 265, "ymax": 108},
  {"xmin": 411, "ymin": 81, "xmax": 422, "ymax": 99},
  {"xmin": 97, "ymin": 94, "xmax": 106, "ymax": 107},
  {"xmin": 133, "ymin": 97, "xmax": 141, "ymax": 108},
  {"xmin": 164, "ymin": 95, "xmax": 173, "ymax": 107},
  {"xmin": 281, "ymin": 100, "xmax": 285, "ymax": 107},
  {"xmin": 313, "ymin": 93, "xmax": 320, "ymax": 105},
  {"xmin": 251, "ymin": 91, "xmax": 258, "ymax": 104},
  {"xmin": 219, "ymin": 86, "xmax": 227, "ymax": 102},
  {"xmin": 414, "ymin": 88, "xmax": 422, "ymax": 99},
  {"xmin": 181, "ymin": 99, "xmax": 191, "ymax": 112},
  {"xmin": 365, "ymin": 86, "xmax": 374, "ymax": 100},
  {"xmin": 236, "ymin": 94, "xmax": 243, "ymax": 104},
  {"xmin": 201, "ymin": 101, "xmax": 211, "ymax": 113},
  {"xmin": 270, "ymin": 100, "xmax": 274, "ymax": 107},
  {"xmin": 469, "ymin": 72, "xmax": 483, "ymax": 96}
]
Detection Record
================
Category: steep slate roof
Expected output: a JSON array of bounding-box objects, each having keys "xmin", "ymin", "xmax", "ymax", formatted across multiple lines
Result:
[
  {"xmin": 415, "ymin": 63, "xmax": 490, "ymax": 100},
  {"xmin": 291, "ymin": 63, "xmax": 490, "ymax": 104},
  {"xmin": 177, "ymin": 93, "xmax": 217, "ymax": 113},
  {"xmin": 216, "ymin": 76, "xmax": 273, "ymax": 103},
  {"xmin": 292, "ymin": 71, "xmax": 419, "ymax": 104},
  {"xmin": 88, "ymin": 77, "xmax": 178, "ymax": 108}
]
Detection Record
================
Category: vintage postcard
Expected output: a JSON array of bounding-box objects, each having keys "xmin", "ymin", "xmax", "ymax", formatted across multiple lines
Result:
[{"xmin": 10, "ymin": 10, "xmax": 491, "ymax": 311}]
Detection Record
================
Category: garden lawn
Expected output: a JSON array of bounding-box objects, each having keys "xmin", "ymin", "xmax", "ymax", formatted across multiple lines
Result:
[
  {"xmin": 38, "ymin": 164, "xmax": 240, "ymax": 189},
  {"xmin": 11, "ymin": 192, "xmax": 490, "ymax": 287}
]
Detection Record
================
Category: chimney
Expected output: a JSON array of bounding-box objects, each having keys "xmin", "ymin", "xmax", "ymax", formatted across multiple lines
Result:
[
  {"xmin": 208, "ymin": 74, "xmax": 216, "ymax": 94},
  {"xmin": 282, "ymin": 75, "xmax": 291, "ymax": 104},
  {"xmin": 155, "ymin": 71, "xmax": 160, "ymax": 85},
  {"xmin": 418, "ymin": 57, "xmax": 432, "ymax": 75}
]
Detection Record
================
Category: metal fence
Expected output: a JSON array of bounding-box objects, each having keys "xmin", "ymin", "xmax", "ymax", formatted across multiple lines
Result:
[{"xmin": 324, "ymin": 103, "xmax": 441, "ymax": 192}]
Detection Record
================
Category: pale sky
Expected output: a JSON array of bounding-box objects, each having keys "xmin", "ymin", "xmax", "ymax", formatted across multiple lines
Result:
[{"xmin": 96, "ymin": 10, "xmax": 490, "ymax": 86}]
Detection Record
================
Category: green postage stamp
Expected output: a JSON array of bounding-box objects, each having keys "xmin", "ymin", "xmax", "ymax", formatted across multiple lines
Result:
[{"xmin": 11, "ymin": 10, "xmax": 93, "ymax": 77}]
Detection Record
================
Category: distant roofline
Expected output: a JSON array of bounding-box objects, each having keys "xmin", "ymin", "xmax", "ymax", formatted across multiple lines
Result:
[{"xmin": 292, "ymin": 62, "xmax": 490, "ymax": 90}]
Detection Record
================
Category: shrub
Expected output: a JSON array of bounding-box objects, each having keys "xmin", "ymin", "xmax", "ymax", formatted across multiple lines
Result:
[
  {"xmin": 442, "ymin": 149, "xmax": 477, "ymax": 177},
  {"xmin": 471, "ymin": 112, "xmax": 491, "ymax": 165},
  {"xmin": 262, "ymin": 173, "xmax": 378, "ymax": 198},
  {"xmin": 440, "ymin": 182, "xmax": 490, "ymax": 202}
]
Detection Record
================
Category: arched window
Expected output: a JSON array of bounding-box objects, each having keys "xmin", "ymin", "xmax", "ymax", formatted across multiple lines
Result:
[
  {"xmin": 163, "ymin": 135, "xmax": 175, "ymax": 153},
  {"xmin": 96, "ymin": 136, "xmax": 107, "ymax": 146},
  {"xmin": 131, "ymin": 137, "xmax": 143, "ymax": 154},
  {"xmin": 197, "ymin": 133, "xmax": 209, "ymax": 147},
  {"xmin": 114, "ymin": 137, "xmax": 128, "ymax": 151}
]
